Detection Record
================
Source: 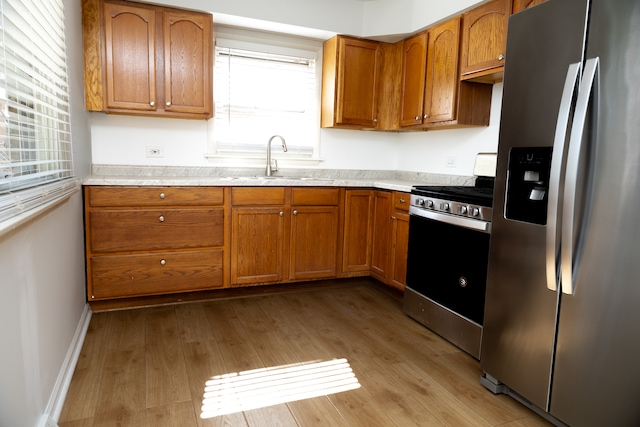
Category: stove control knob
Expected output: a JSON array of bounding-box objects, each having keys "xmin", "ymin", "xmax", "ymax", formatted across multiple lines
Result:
[
  {"xmin": 459, "ymin": 206, "xmax": 468, "ymax": 215},
  {"xmin": 417, "ymin": 198, "xmax": 425, "ymax": 207},
  {"xmin": 441, "ymin": 202, "xmax": 450, "ymax": 211},
  {"xmin": 471, "ymin": 208, "xmax": 480, "ymax": 217},
  {"xmin": 426, "ymin": 200, "xmax": 434, "ymax": 208}
]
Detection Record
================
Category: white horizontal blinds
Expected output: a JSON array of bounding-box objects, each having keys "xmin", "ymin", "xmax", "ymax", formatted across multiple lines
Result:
[
  {"xmin": 0, "ymin": 0, "xmax": 76, "ymax": 221},
  {"xmin": 214, "ymin": 43, "xmax": 318, "ymax": 156}
]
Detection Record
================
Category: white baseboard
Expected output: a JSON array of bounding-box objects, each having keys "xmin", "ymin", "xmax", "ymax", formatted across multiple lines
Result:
[{"xmin": 38, "ymin": 303, "xmax": 92, "ymax": 427}]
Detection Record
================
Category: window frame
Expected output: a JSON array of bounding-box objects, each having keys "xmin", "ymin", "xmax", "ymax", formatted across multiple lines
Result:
[
  {"xmin": 205, "ymin": 26, "xmax": 323, "ymax": 166},
  {"xmin": 0, "ymin": 0, "xmax": 78, "ymax": 224}
]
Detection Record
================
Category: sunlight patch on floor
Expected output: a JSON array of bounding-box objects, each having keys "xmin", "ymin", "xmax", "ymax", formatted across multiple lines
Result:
[{"xmin": 200, "ymin": 358, "xmax": 360, "ymax": 418}]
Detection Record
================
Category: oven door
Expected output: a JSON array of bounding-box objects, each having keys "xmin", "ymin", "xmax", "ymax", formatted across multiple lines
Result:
[{"xmin": 406, "ymin": 210, "xmax": 490, "ymax": 325}]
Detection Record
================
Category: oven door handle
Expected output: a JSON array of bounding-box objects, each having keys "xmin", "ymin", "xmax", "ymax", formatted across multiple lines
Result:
[{"xmin": 410, "ymin": 207, "xmax": 491, "ymax": 233}]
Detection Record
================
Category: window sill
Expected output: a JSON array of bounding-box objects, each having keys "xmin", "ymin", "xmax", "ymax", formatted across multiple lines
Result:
[
  {"xmin": 0, "ymin": 182, "xmax": 80, "ymax": 239},
  {"xmin": 204, "ymin": 153, "xmax": 323, "ymax": 167}
]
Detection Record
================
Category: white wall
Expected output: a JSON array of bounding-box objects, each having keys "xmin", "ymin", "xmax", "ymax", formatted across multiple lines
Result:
[
  {"xmin": 0, "ymin": 0, "xmax": 92, "ymax": 424},
  {"xmin": 362, "ymin": 0, "xmax": 482, "ymax": 40},
  {"xmin": 396, "ymin": 83, "xmax": 503, "ymax": 175},
  {"xmin": 90, "ymin": 0, "xmax": 499, "ymax": 177}
]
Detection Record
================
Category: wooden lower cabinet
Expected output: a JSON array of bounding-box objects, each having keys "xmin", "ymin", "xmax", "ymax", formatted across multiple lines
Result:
[
  {"xmin": 389, "ymin": 209, "xmax": 409, "ymax": 290},
  {"xmin": 290, "ymin": 205, "xmax": 339, "ymax": 280},
  {"xmin": 90, "ymin": 249, "xmax": 223, "ymax": 299},
  {"xmin": 230, "ymin": 187, "xmax": 340, "ymax": 286},
  {"xmin": 231, "ymin": 206, "xmax": 286, "ymax": 285},
  {"xmin": 370, "ymin": 190, "xmax": 410, "ymax": 290},
  {"xmin": 371, "ymin": 191, "xmax": 392, "ymax": 277},
  {"xmin": 85, "ymin": 185, "xmax": 410, "ymax": 302},
  {"xmin": 342, "ymin": 189, "xmax": 374, "ymax": 274},
  {"xmin": 84, "ymin": 186, "xmax": 226, "ymax": 301}
]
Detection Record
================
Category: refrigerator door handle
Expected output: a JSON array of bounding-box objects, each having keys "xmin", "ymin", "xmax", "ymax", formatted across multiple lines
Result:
[
  {"xmin": 546, "ymin": 62, "xmax": 581, "ymax": 291},
  {"xmin": 561, "ymin": 57, "xmax": 599, "ymax": 295}
]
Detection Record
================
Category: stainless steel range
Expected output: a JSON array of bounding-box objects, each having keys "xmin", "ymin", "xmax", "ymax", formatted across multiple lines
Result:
[{"xmin": 403, "ymin": 176, "xmax": 494, "ymax": 359}]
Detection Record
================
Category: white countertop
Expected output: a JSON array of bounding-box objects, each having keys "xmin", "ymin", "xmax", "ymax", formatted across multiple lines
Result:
[{"xmin": 83, "ymin": 166, "xmax": 476, "ymax": 193}]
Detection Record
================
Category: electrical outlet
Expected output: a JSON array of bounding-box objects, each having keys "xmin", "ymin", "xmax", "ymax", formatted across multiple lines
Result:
[
  {"xmin": 146, "ymin": 146, "xmax": 164, "ymax": 158},
  {"xmin": 445, "ymin": 156, "xmax": 457, "ymax": 168}
]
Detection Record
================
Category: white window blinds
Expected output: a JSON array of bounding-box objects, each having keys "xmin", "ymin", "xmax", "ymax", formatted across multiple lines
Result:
[
  {"xmin": 0, "ymin": 0, "xmax": 76, "ymax": 222},
  {"xmin": 212, "ymin": 40, "xmax": 319, "ymax": 158}
]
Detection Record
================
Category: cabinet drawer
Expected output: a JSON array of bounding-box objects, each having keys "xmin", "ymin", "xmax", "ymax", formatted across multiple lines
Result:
[
  {"xmin": 87, "ymin": 186, "xmax": 223, "ymax": 207},
  {"xmin": 231, "ymin": 187, "xmax": 286, "ymax": 205},
  {"xmin": 291, "ymin": 188, "xmax": 340, "ymax": 206},
  {"xmin": 89, "ymin": 208, "xmax": 223, "ymax": 252},
  {"xmin": 393, "ymin": 192, "xmax": 410, "ymax": 212},
  {"xmin": 89, "ymin": 249, "xmax": 223, "ymax": 299}
]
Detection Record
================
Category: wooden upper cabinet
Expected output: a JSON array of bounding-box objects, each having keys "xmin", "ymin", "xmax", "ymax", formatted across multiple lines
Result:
[
  {"xmin": 424, "ymin": 16, "xmax": 461, "ymax": 124},
  {"xmin": 163, "ymin": 11, "xmax": 212, "ymax": 115},
  {"xmin": 322, "ymin": 35, "xmax": 380, "ymax": 129},
  {"xmin": 103, "ymin": 2, "xmax": 156, "ymax": 112},
  {"xmin": 399, "ymin": 32, "xmax": 428, "ymax": 126},
  {"xmin": 83, "ymin": 0, "xmax": 213, "ymax": 119},
  {"xmin": 460, "ymin": 0, "xmax": 511, "ymax": 82},
  {"xmin": 398, "ymin": 16, "xmax": 490, "ymax": 129},
  {"xmin": 512, "ymin": 0, "xmax": 547, "ymax": 13}
]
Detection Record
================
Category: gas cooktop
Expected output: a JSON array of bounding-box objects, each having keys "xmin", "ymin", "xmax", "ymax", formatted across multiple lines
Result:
[{"xmin": 412, "ymin": 176, "xmax": 495, "ymax": 208}]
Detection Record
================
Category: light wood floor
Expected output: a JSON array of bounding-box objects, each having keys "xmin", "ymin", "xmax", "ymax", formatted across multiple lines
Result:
[{"xmin": 59, "ymin": 279, "xmax": 552, "ymax": 427}]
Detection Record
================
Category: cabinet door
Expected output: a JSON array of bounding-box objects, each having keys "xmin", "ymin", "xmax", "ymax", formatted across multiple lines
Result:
[
  {"xmin": 163, "ymin": 11, "xmax": 212, "ymax": 115},
  {"xmin": 399, "ymin": 32, "xmax": 428, "ymax": 126},
  {"xmin": 371, "ymin": 191, "xmax": 392, "ymax": 278},
  {"xmin": 424, "ymin": 17, "xmax": 461, "ymax": 124},
  {"xmin": 389, "ymin": 211, "xmax": 409, "ymax": 290},
  {"xmin": 336, "ymin": 37, "xmax": 380, "ymax": 127},
  {"xmin": 460, "ymin": 0, "xmax": 511, "ymax": 77},
  {"xmin": 231, "ymin": 207, "xmax": 285, "ymax": 285},
  {"xmin": 342, "ymin": 190, "xmax": 373, "ymax": 273},
  {"xmin": 290, "ymin": 206, "xmax": 339, "ymax": 280},
  {"xmin": 512, "ymin": 0, "xmax": 547, "ymax": 13},
  {"xmin": 103, "ymin": 1, "xmax": 156, "ymax": 111}
]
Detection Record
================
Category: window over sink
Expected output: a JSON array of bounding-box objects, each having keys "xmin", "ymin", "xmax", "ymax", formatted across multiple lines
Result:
[{"xmin": 206, "ymin": 27, "xmax": 322, "ymax": 165}]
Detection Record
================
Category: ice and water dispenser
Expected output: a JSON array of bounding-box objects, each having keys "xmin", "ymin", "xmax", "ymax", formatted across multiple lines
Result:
[{"xmin": 505, "ymin": 147, "xmax": 553, "ymax": 225}]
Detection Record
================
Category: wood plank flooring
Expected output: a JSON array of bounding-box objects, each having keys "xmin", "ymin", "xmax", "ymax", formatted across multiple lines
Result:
[{"xmin": 59, "ymin": 279, "xmax": 552, "ymax": 427}]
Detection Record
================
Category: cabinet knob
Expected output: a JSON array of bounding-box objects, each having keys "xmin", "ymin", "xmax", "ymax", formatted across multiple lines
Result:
[
  {"xmin": 160, "ymin": 259, "xmax": 166, "ymax": 266},
  {"xmin": 373, "ymin": 118, "xmax": 378, "ymax": 123},
  {"xmin": 415, "ymin": 115, "xmax": 420, "ymax": 121},
  {"xmin": 423, "ymin": 114, "xmax": 429, "ymax": 119},
  {"xmin": 159, "ymin": 215, "xmax": 165, "ymax": 222},
  {"xmin": 293, "ymin": 209, "xmax": 298, "ymax": 215},
  {"xmin": 498, "ymin": 54, "xmax": 505, "ymax": 61},
  {"xmin": 279, "ymin": 211, "xmax": 284, "ymax": 217},
  {"xmin": 400, "ymin": 198, "xmax": 405, "ymax": 203},
  {"xmin": 166, "ymin": 101, "xmax": 171, "ymax": 107},
  {"xmin": 150, "ymin": 101, "xmax": 155, "ymax": 107},
  {"xmin": 391, "ymin": 215, "xmax": 396, "ymax": 220},
  {"xmin": 159, "ymin": 193, "xmax": 165, "ymax": 199}
]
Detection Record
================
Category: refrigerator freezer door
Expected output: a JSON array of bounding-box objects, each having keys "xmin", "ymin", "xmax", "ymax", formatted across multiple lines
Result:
[
  {"xmin": 550, "ymin": 1, "xmax": 640, "ymax": 425},
  {"xmin": 480, "ymin": 0, "xmax": 589, "ymax": 411}
]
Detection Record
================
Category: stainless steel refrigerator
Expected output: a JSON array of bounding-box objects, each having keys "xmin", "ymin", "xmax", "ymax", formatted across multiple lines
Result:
[{"xmin": 481, "ymin": 0, "xmax": 640, "ymax": 426}]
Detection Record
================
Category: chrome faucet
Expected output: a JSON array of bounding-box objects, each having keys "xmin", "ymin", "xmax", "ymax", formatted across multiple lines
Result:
[{"xmin": 266, "ymin": 135, "xmax": 287, "ymax": 176}]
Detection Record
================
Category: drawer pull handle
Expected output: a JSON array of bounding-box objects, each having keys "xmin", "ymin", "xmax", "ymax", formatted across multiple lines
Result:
[
  {"xmin": 160, "ymin": 259, "xmax": 166, "ymax": 266},
  {"xmin": 159, "ymin": 215, "xmax": 165, "ymax": 222},
  {"xmin": 400, "ymin": 198, "xmax": 405, "ymax": 203},
  {"xmin": 160, "ymin": 193, "xmax": 165, "ymax": 199},
  {"xmin": 293, "ymin": 209, "xmax": 298, "ymax": 215}
]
